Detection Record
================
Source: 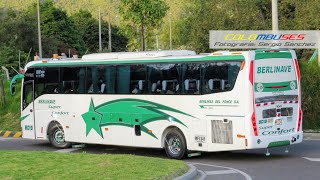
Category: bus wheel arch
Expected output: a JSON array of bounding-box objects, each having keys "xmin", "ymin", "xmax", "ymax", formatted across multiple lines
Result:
[
  {"xmin": 162, "ymin": 126, "xmax": 188, "ymax": 159},
  {"xmin": 47, "ymin": 121, "xmax": 71, "ymax": 149}
]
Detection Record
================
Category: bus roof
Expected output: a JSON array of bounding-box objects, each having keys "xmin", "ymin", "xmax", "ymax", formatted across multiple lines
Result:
[{"xmin": 24, "ymin": 50, "xmax": 246, "ymax": 70}]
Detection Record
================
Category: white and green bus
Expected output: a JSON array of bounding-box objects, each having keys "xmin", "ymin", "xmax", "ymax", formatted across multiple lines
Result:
[{"xmin": 11, "ymin": 49, "xmax": 303, "ymax": 159}]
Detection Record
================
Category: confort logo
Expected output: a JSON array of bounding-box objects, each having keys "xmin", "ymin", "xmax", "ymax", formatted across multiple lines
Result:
[
  {"xmin": 262, "ymin": 128, "xmax": 295, "ymax": 135},
  {"xmin": 225, "ymin": 34, "xmax": 305, "ymax": 41}
]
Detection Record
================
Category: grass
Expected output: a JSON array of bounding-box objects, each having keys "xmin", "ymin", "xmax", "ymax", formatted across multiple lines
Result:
[
  {"xmin": 0, "ymin": 150, "xmax": 188, "ymax": 180},
  {"xmin": 0, "ymin": 80, "xmax": 21, "ymax": 131}
]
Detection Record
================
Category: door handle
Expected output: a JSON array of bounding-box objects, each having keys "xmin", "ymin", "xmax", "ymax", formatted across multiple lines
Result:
[{"xmin": 30, "ymin": 109, "xmax": 33, "ymax": 112}]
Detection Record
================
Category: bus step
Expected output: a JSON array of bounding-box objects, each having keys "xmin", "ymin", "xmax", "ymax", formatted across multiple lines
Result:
[
  {"xmin": 72, "ymin": 144, "xmax": 85, "ymax": 148},
  {"xmin": 188, "ymin": 152, "xmax": 201, "ymax": 157}
]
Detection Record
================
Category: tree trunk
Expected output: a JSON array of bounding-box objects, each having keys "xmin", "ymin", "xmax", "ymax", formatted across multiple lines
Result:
[{"xmin": 141, "ymin": 23, "xmax": 145, "ymax": 51}]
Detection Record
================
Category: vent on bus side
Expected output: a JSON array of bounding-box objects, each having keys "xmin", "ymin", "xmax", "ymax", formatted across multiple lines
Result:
[{"xmin": 211, "ymin": 120, "xmax": 233, "ymax": 144}]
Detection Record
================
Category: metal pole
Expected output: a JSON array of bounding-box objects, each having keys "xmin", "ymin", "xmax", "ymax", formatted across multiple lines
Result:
[
  {"xmin": 108, "ymin": 13, "xmax": 112, "ymax": 52},
  {"xmin": 0, "ymin": 79, "xmax": 6, "ymax": 106},
  {"xmin": 272, "ymin": 0, "xmax": 279, "ymax": 31},
  {"xmin": 99, "ymin": 7, "xmax": 102, "ymax": 52},
  {"xmin": 37, "ymin": 0, "xmax": 42, "ymax": 58},
  {"xmin": 156, "ymin": 34, "xmax": 159, "ymax": 50},
  {"xmin": 169, "ymin": 13, "xmax": 172, "ymax": 50}
]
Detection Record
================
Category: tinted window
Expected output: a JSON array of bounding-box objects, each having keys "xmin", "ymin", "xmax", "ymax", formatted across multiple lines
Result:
[
  {"xmin": 61, "ymin": 67, "xmax": 85, "ymax": 94},
  {"xmin": 86, "ymin": 66, "xmax": 99, "ymax": 93},
  {"xmin": 22, "ymin": 82, "xmax": 33, "ymax": 110},
  {"xmin": 116, "ymin": 65, "xmax": 130, "ymax": 94},
  {"xmin": 35, "ymin": 68, "xmax": 59, "ymax": 97},
  {"xmin": 202, "ymin": 61, "xmax": 241, "ymax": 94},
  {"xmin": 130, "ymin": 65, "xmax": 146, "ymax": 94},
  {"xmin": 181, "ymin": 63, "xmax": 200, "ymax": 94},
  {"xmin": 147, "ymin": 64, "xmax": 180, "ymax": 95}
]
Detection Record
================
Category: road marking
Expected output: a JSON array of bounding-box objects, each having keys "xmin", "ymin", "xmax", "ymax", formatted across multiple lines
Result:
[
  {"xmin": 303, "ymin": 157, "xmax": 320, "ymax": 162},
  {"xmin": 3, "ymin": 131, "xmax": 11, "ymax": 137},
  {"xmin": 205, "ymin": 169, "xmax": 238, "ymax": 175},
  {"xmin": 13, "ymin": 132, "xmax": 22, "ymax": 138},
  {"xmin": 188, "ymin": 162, "xmax": 252, "ymax": 180},
  {"xmin": 55, "ymin": 148, "xmax": 81, "ymax": 153}
]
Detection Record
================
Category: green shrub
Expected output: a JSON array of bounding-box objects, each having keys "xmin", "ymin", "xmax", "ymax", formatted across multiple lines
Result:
[
  {"xmin": 300, "ymin": 60, "xmax": 320, "ymax": 130},
  {"xmin": 0, "ymin": 80, "xmax": 21, "ymax": 131}
]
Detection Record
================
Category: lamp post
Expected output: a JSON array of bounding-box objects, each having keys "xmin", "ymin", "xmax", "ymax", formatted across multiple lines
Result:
[
  {"xmin": 108, "ymin": 12, "xmax": 112, "ymax": 52},
  {"xmin": 169, "ymin": 12, "xmax": 172, "ymax": 50},
  {"xmin": 272, "ymin": 0, "xmax": 278, "ymax": 31},
  {"xmin": 99, "ymin": 7, "xmax": 102, "ymax": 52},
  {"xmin": 37, "ymin": 0, "xmax": 42, "ymax": 58}
]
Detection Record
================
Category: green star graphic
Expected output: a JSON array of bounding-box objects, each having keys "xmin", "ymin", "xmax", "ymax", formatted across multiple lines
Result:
[{"xmin": 81, "ymin": 99, "xmax": 103, "ymax": 138}]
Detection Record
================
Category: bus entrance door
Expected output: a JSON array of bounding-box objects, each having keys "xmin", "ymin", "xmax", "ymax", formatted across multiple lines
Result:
[{"xmin": 21, "ymin": 80, "xmax": 36, "ymax": 139}]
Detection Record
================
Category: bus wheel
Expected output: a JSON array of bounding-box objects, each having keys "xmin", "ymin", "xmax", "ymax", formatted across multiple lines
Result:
[
  {"xmin": 48, "ymin": 124, "xmax": 71, "ymax": 148},
  {"xmin": 164, "ymin": 129, "xmax": 187, "ymax": 159}
]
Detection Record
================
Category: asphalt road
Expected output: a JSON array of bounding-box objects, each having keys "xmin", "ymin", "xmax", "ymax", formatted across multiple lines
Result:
[{"xmin": 1, "ymin": 133, "xmax": 319, "ymax": 180}]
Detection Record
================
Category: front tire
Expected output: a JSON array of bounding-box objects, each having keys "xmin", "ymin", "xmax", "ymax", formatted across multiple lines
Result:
[
  {"xmin": 48, "ymin": 124, "xmax": 71, "ymax": 148},
  {"xmin": 164, "ymin": 129, "xmax": 187, "ymax": 159}
]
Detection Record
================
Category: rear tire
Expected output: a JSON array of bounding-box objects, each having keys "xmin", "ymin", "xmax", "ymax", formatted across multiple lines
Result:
[
  {"xmin": 164, "ymin": 129, "xmax": 187, "ymax": 159},
  {"xmin": 48, "ymin": 124, "xmax": 71, "ymax": 148}
]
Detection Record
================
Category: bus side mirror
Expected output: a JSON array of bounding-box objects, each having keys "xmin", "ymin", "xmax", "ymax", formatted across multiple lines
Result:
[{"xmin": 10, "ymin": 73, "xmax": 24, "ymax": 96}]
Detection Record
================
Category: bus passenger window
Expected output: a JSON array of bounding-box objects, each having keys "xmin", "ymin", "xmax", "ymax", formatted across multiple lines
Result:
[
  {"xmin": 130, "ymin": 65, "xmax": 146, "ymax": 94},
  {"xmin": 202, "ymin": 62, "xmax": 241, "ymax": 94},
  {"xmin": 60, "ymin": 67, "xmax": 81, "ymax": 94},
  {"xmin": 181, "ymin": 63, "xmax": 200, "ymax": 95},
  {"xmin": 35, "ymin": 68, "xmax": 60, "ymax": 97},
  {"xmin": 86, "ymin": 66, "xmax": 99, "ymax": 93},
  {"xmin": 147, "ymin": 64, "xmax": 180, "ymax": 95}
]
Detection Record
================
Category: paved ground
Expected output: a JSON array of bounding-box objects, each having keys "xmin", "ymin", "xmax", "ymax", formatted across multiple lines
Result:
[{"xmin": 1, "ymin": 133, "xmax": 320, "ymax": 180}]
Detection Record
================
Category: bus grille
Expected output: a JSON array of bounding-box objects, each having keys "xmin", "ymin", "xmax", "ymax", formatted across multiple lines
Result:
[{"xmin": 211, "ymin": 120, "xmax": 233, "ymax": 144}]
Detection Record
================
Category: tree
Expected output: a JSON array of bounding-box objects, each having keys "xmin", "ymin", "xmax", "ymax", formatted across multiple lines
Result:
[
  {"xmin": 119, "ymin": 0, "xmax": 169, "ymax": 51},
  {"xmin": 71, "ymin": 9, "xmax": 128, "ymax": 53}
]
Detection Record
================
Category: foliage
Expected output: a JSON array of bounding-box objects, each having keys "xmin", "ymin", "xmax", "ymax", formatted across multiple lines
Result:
[
  {"xmin": 0, "ymin": 151, "xmax": 188, "ymax": 179},
  {"xmin": 119, "ymin": 0, "xmax": 169, "ymax": 51},
  {"xmin": 300, "ymin": 60, "xmax": 320, "ymax": 130},
  {"xmin": 0, "ymin": 80, "xmax": 21, "ymax": 131},
  {"xmin": 71, "ymin": 9, "xmax": 128, "ymax": 53}
]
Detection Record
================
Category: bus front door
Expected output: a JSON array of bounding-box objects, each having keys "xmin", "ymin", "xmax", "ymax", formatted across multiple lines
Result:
[{"xmin": 21, "ymin": 80, "xmax": 36, "ymax": 139}]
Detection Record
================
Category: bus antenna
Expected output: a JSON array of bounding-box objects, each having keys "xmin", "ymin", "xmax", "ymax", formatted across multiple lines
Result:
[{"xmin": 11, "ymin": 66, "xmax": 19, "ymax": 74}]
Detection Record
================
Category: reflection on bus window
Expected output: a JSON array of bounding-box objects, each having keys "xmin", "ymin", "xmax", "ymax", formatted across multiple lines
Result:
[
  {"xmin": 202, "ymin": 62, "xmax": 241, "ymax": 94},
  {"xmin": 35, "ymin": 68, "xmax": 59, "ymax": 97},
  {"xmin": 131, "ymin": 65, "xmax": 146, "ymax": 94},
  {"xmin": 60, "ymin": 67, "xmax": 82, "ymax": 94},
  {"xmin": 147, "ymin": 64, "xmax": 180, "ymax": 95}
]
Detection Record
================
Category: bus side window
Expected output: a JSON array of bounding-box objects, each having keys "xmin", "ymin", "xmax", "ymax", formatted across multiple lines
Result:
[
  {"xmin": 35, "ymin": 67, "xmax": 60, "ymax": 97},
  {"xmin": 181, "ymin": 63, "xmax": 200, "ymax": 95},
  {"xmin": 60, "ymin": 67, "xmax": 81, "ymax": 94},
  {"xmin": 202, "ymin": 62, "xmax": 241, "ymax": 94},
  {"xmin": 22, "ymin": 82, "xmax": 33, "ymax": 110},
  {"xmin": 86, "ymin": 66, "xmax": 99, "ymax": 93},
  {"xmin": 116, "ymin": 65, "xmax": 130, "ymax": 94},
  {"xmin": 147, "ymin": 64, "xmax": 180, "ymax": 95},
  {"xmin": 130, "ymin": 65, "xmax": 146, "ymax": 94}
]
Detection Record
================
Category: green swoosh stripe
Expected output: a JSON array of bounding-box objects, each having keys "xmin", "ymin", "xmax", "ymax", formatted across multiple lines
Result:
[
  {"xmin": 20, "ymin": 114, "xmax": 30, "ymax": 121},
  {"xmin": 95, "ymin": 98, "xmax": 197, "ymax": 119}
]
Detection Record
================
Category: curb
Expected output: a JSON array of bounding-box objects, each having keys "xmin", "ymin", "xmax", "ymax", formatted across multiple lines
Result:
[
  {"xmin": 174, "ymin": 164, "xmax": 197, "ymax": 180},
  {"xmin": 0, "ymin": 131, "xmax": 22, "ymax": 138}
]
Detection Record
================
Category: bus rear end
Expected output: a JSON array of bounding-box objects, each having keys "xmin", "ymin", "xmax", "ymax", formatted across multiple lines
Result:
[{"xmin": 247, "ymin": 49, "xmax": 303, "ymax": 150}]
